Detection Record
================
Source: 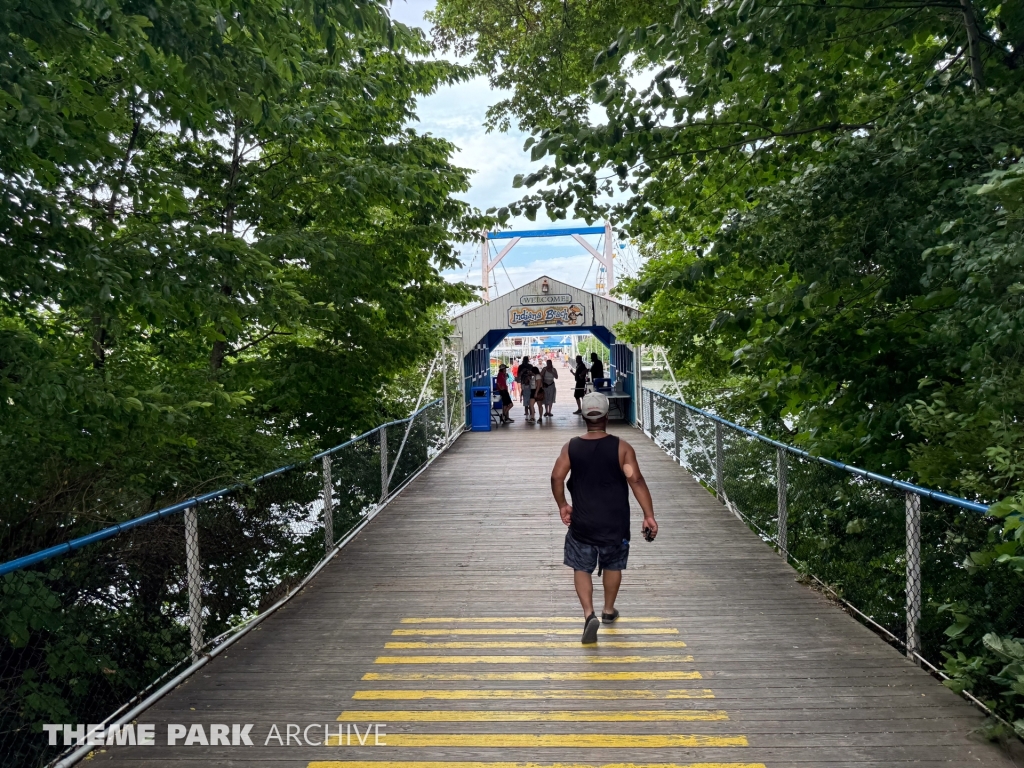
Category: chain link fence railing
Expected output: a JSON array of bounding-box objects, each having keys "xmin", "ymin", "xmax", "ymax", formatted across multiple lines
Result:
[
  {"xmin": 0, "ymin": 398, "xmax": 459, "ymax": 768},
  {"xmin": 641, "ymin": 386, "xmax": 1023, "ymax": 728}
]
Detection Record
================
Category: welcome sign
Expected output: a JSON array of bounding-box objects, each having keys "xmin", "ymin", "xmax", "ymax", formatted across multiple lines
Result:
[
  {"xmin": 519, "ymin": 293, "xmax": 574, "ymax": 306},
  {"xmin": 508, "ymin": 303, "xmax": 586, "ymax": 328}
]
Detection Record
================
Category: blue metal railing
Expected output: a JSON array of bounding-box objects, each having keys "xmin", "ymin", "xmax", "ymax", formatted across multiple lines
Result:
[
  {"xmin": 0, "ymin": 398, "xmax": 447, "ymax": 577},
  {"xmin": 641, "ymin": 385, "xmax": 1015, "ymax": 709},
  {"xmin": 645, "ymin": 388, "xmax": 990, "ymax": 514}
]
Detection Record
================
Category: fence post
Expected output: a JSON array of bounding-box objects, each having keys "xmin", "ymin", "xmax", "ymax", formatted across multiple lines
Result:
[
  {"xmin": 442, "ymin": 349, "xmax": 449, "ymax": 442},
  {"xmin": 715, "ymin": 422, "xmax": 725, "ymax": 501},
  {"xmin": 379, "ymin": 425, "xmax": 389, "ymax": 502},
  {"xmin": 776, "ymin": 448, "xmax": 788, "ymax": 556},
  {"xmin": 647, "ymin": 389, "xmax": 655, "ymax": 436},
  {"xmin": 183, "ymin": 506, "xmax": 203, "ymax": 661},
  {"xmin": 905, "ymin": 492, "xmax": 922, "ymax": 661},
  {"xmin": 322, "ymin": 456, "xmax": 334, "ymax": 554},
  {"xmin": 673, "ymin": 402, "xmax": 681, "ymax": 463}
]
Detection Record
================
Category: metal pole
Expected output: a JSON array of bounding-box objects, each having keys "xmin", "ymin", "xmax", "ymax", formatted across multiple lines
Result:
[
  {"xmin": 441, "ymin": 344, "xmax": 449, "ymax": 442},
  {"xmin": 905, "ymin": 492, "xmax": 922, "ymax": 660},
  {"xmin": 604, "ymin": 220, "xmax": 615, "ymax": 291},
  {"xmin": 322, "ymin": 456, "xmax": 334, "ymax": 553},
  {"xmin": 422, "ymin": 411, "xmax": 429, "ymax": 461},
  {"xmin": 715, "ymin": 422, "xmax": 725, "ymax": 501},
  {"xmin": 633, "ymin": 344, "xmax": 642, "ymax": 427},
  {"xmin": 776, "ymin": 448, "xmax": 788, "ymax": 556},
  {"xmin": 183, "ymin": 507, "xmax": 203, "ymax": 661},
  {"xmin": 379, "ymin": 424, "xmax": 389, "ymax": 502},
  {"xmin": 481, "ymin": 234, "xmax": 490, "ymax": 302},
  {"xmin": 673, "ymin": 403, "xmax": 681, "ymax": 463}
]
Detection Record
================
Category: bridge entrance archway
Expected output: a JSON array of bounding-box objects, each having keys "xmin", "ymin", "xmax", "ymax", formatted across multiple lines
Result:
[{"xmin": 452, "ymin": 275, "xmax": 642, "ymax": 430}]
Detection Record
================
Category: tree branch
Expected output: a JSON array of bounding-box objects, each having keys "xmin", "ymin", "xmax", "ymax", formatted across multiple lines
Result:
[
  {"xmin": 959, "ymin": 0, "xmax": 986, "ymax": 91},
  {"xmin": 226, "ymin": 327, "xmax": 293, "ymax": 359}
]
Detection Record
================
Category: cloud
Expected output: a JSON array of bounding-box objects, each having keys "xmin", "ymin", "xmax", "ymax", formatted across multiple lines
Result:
[{"xmin": 392, "ymin": 0, "xmax": 636, "ymax": 292}]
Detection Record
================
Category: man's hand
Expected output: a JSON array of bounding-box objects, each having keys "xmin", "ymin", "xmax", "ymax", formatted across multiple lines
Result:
[
  {"xmin": 642, "ymin": 516, "xmax": 658, "ymax": 540},
  {"xmin": 559, "ymin": 504, "xmax": 573, "ymax": 526}
]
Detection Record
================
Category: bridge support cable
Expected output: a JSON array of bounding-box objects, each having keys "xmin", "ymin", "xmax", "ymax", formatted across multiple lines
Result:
[
  {"xmin": 641, "ymin": 385, "xmax": 1016, "ymax": 728},
  {"xmin": 652, "ymin": 346, "xmax": 717, "ymax": 485},
  {"xmin": 385, "ymin": 352, "xmax": 440, "ymax": 493}
]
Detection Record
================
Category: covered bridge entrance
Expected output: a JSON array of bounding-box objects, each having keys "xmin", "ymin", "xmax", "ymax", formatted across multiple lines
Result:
[{"xmin": 452, "ymin": 275, "xmax": 642, "ymax": 429}]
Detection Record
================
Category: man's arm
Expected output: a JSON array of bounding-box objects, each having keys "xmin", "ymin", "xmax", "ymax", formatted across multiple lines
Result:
[
  {"xmin": 550, "ymin": 442, "xmax": 573, "ymax": 526},
  {"xmin": 619, "ymin": 440, "xmax": 658, "ymax": 538}
]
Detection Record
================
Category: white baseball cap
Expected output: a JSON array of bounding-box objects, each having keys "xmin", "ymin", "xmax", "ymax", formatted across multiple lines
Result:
[{"xmin": 581, "ymin": 392, "xmax": 609, "ymax": 421}]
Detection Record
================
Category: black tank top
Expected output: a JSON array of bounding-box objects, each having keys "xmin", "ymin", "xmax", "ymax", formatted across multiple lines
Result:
[{"xmin": 567, "ymin": 435, "xmax": 630, "ymax": 546}]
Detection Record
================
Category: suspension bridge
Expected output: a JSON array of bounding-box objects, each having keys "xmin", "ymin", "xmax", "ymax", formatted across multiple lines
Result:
[
  {"xmin": 2, "ymin": 244, "xmax": 1019, "ymax": 768},
  {"xmin": 76, "ymin": 409, "xmax": 1012, "ymax": 767}
]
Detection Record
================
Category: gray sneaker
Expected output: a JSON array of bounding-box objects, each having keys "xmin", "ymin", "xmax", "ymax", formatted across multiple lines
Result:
[{"xmin": 582, "ymin": 613, "xmax": 600, "ymax": 644}]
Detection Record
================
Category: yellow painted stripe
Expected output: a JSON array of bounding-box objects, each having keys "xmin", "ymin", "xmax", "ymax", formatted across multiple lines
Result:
[
  {"xmin": 310, "ymin": 763, "xmax": 765, "ymax": 768},
  {"xmin": 384, "ymin": 641, "xmax": 687, "ymax": 650},
  {"xmin": 362, "ymin": 671, "xmax": 702, "ymax": 682},
  {"xmin": 399, "ymin": 617, "xmax": 668, "ymax": 624},
  {"xmin": 352, "ymin": 689, "xmax": 714, "ymax": 700},
  {"xmin": 373, "ymin": 655, "xmax": 694, "ymax": 665},
  {"xmin": 325, "ymin": 734, "xmax": 747, "ymax": 748},
  {"xmin": 391, "ymin": 628, "xmax": 679, "ymax": 636},
  {"xmin": 337, "ymin": 709, "xmax": 730, "ymax": 722}
]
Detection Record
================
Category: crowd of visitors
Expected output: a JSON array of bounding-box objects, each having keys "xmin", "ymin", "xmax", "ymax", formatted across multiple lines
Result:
[{"xmin": 494, "ymin": 351, "xmax": 605, "ymax": 424}]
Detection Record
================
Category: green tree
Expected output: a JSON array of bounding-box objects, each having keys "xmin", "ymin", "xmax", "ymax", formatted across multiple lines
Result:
[
  {"xmin": 433, "ymin": 0, "xmax": 1024, "ymax": 729},
  {"xmin": 2, "ymin": 2, "xmax": 485, "ymax": 764},
  {"xmin": 0, "ymin": 0, "xmax": 480, "ymax": 556}
]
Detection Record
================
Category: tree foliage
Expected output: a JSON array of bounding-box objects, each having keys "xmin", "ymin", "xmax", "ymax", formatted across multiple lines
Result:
[
  {"xmin": 433, "ymin": 0, "xmax": 1024, "ymax": 731},
  {"xmin": 427, "ymin": 0, "xmax": 674, "ymax": 131},
  {"xmin": 1, "ymin": 0, "xmax": 481, "ymax": 559}
]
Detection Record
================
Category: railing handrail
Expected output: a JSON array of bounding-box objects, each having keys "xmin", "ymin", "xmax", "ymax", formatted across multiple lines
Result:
[
  {"xmin": 0, "ymin": 398, "xmax": 445, "ymax": 578},
  {"xmin": 644, "ymin": 387, "xmax": 990, "ymax": 515}
]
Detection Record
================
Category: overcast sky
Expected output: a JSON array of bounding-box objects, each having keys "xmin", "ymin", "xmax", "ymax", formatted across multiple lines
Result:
[{"xmin": 388, "ymin": 0, "xmax": 637, "ymax": 300}]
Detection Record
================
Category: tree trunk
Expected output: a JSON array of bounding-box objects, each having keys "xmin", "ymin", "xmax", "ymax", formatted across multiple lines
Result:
[
  {"xmin": 93, "ymin": 107, "xmax": 141, "ymax": 370},
  {"xmin": 209, "ymin": 285, "xmax": 233, "ymax": 371},
  {"xmin": 960, "ymin": 0, "xmax": 986, "ymax": 93},
  {"xmin": 91, "ymin": 314, "xmax": 106, "ymax": 370},
  {"xmin": 211, "ymin": 120, "xmax": 242, "ymax": 372},
  {"xmin": 107, "ymin": 115, "xmax": 141, "ymax": 221}
]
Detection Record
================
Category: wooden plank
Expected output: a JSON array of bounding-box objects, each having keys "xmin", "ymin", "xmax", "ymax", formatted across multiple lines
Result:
[{"xmin": 88, "ymin": 400, "xmax": 1018, "ymax": 767}]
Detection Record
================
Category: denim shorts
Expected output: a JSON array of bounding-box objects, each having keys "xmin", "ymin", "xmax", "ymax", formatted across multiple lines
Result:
[{"xmin": 563, "ymin": 529, "xmax": 629, "ymax": 573}]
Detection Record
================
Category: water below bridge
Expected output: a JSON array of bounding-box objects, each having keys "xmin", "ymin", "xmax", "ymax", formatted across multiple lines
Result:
[{"xmin": 92, "ymin": 400, "xmax": 1015, "ymax": 768}]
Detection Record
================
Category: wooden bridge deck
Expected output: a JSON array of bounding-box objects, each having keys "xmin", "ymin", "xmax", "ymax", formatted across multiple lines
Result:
[{"xmin": 95, "ymin": 401, "xmax": 1017, "ymax": 768}]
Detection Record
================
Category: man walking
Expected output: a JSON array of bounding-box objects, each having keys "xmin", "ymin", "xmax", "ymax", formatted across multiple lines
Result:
[
  {"xmin": 550, "ymin": 392, "xmax": 658, "ymax": 644},
  {"xmin": 571, "ymin": 354, "xmax": 588, "ymax": 414}
]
